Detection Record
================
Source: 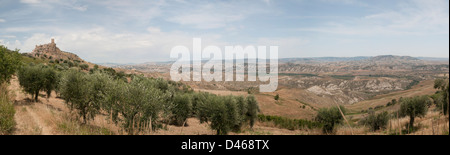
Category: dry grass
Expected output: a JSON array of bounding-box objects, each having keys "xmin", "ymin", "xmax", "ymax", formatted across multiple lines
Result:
[{"xmin": 346, "ymin": 80, "xmax": 436, "ymax": 114}]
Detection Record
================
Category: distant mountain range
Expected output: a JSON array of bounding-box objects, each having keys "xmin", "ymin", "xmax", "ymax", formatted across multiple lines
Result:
[{"xmin": 98, "ymin": 55, "xmax": 448, "ymax": 67}]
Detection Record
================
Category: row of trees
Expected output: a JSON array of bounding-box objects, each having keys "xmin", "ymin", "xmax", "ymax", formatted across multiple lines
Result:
[
  {"xmin": 17, "ymin": 64, "xmax": 261, "ymax": 135},
  {"xmin": 195, "ymin": 93, "xmax": 260, "ymax": 135}
]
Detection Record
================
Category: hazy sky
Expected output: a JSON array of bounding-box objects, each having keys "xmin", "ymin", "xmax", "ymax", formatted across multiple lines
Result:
[{"xmin": 0, "ymin": 0, "xmax": 448, "ymax": 63}]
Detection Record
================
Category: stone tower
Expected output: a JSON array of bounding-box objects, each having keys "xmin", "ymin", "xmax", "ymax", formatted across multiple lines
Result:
[{"xmin": 51, "ymin": 38, "xmax": 55, "ymax": 44}]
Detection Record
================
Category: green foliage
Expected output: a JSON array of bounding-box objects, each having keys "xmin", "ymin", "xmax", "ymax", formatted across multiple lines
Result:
[
  {"xmin": 399, "ymin": 96, "xmax": 430, "ymax": 130},
  {"xmin": 101, "ymin": 68, "xmax": 127, "ymax": 81},
  {"xmin": 67, "ymin": 61, "xmax": 74, "ymax": 67},
  {"xmin": 196, "ymin": 93, "xmax": 214, "ymax": 124},
  {"xmin": 20, "ymin": 54, "xmax": 48, "ymax": 64},
  {"xmin": 433, "ymin": 79, "xmax": 449, "ymax": 115},
  {"xmin": 208, "ymin": 96, "xmax": 232, "ymax": 135},
  {"xmin": 0, "ymin": 46, "xmax": 21, "ymax": 83},
  {"xmin": 103, "ymin": 75, "xmax": 166, "ymax": 135},
  {"xmin": 234, "ymin": 96, "xmax": 248, "ymax": 131},
  {"xmin": 80, "ymin": 64, "xmax": 89, "ymax": 71},
  {"xmin": 196, "ymin": 94, "xmax": 260, "ymax": 135},
  {"xmin": 330, "ymin": 75, "xmax": 355, "ymax": 80},
  {"xmin": 315, "ymin": 106, "xmax": 346, "ymax": 134},
  {"xmin": 274, "ymin": 94, "xmax": 280, "ymax": 101},
  {"xmin": 18, "ymin": 64, "xmax": 58, "ymax": 101},
  {"xmin": 170, "ymin": 93, "xmax": 192, "ymax": 126},
  {"xmin": 359, "ymin": 111, "xmax": 390, "ymax": 131},
  {"xmin": 386, "ymin": 99, "xmax": 397, "ymax": 107},
  {"xmin": 246, "ymin": 95, "xmax": 260, "ymax": 128},
  {"xmin": 0, "ymin": 83, "xmax": 16, "ymax": 135},
  {"xmin": 258, "ymin": 114, "xmax": 322, "ymax": 130},
  {"xmin": 59, "ymin": 69, "xmax": 106, "ymax": 124}
]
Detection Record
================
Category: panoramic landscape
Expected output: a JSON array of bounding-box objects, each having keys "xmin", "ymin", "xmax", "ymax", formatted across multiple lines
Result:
[{"xmin": 1, "ymin": 0, "xmax": 449, "ymax": 136}]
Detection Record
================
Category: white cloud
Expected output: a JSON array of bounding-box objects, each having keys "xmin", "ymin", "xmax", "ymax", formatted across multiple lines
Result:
[
  {"xmin": 168, "ymin": 14, "xmax": 244, "ymax": 29},
  {"xmin": 298, "ymin": 0, "xmax": 449, "ymax": 36},
  {"xmin": 0, "ymin": 40, "xmax": 22, "ymax": 51},
  {"xmin": 0, "ymin": 19, "xmax": 5, "ymax": 23},
  {"xmin": 20, "ymin": 0, "xmax": 88, "ymax": 12},
  {"xmin": 147, "ymin": 27, "xmax": 161, "ymax": 34},
  {"xmin": 257, "ymin": 37, "xmax": 310, "ymax": 58},
  {"xmin": 0, "ymin": 35, "xmax": 16, "ymax": 38},
  {"xmin": 71, "ymin": 5, "xmax": 88, "ymax": 12},
  {"xmin": 20, "ymin": 0, "xmax": 41, "ymax": 4},
  {"xmin": 8, "ymin": 27, "xmax": 231, "ymax": 63},
  {"xmin": 166, "ymin": 1, "xmax": 268, "ymax": 29},
  {"xmin": 3, "ymin": 27, "xmax": 35, "ymax": 33}
]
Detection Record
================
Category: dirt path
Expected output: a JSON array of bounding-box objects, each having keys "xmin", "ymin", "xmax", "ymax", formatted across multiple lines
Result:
[{"xmin": 8, "ymin": 76, "xmax": 59, "ymax": 135}]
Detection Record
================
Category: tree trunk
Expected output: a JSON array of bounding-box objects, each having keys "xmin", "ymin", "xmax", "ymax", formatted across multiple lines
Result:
[
  {"xmin": 82, "ymin": 114, "xmax": 87, "ymax": 124},
  {"xmin": 34, "ymin": 91, "xmax": 39, "ymax": 102},
  {"xmin": 409, "ymin": 116, "xmax": 415, "ymax": 131}
]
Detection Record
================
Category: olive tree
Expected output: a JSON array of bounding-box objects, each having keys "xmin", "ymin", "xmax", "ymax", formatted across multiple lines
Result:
[
  {"xmin": 315, "ymin": 106, "xmax": 346, "ymax": 134},
  {"xmin": 59, "ymin": 69, "xmax": 109, "ymax": 124},
  {"xmin": 399, "ymin": 96, "xmax": 430, "ymax": 130},
  {"xmin": 170, "ymin": 93, "xmax": 192, "ymax": 126},
  {"xmin": 198, "ymin": 94, "xmax": 260, "ymax": 135},
  {"xmin": 0, "ymin": 46, "xmax": 21, "ymax": 84},
  {"xmin": 246, "ymin": 95, "xmax": 260, "ymax": 128},
  {"xmin": 233, "ymin": 96, "xmax": 248, "ymax": 131},
  {"xmin": 209, "ymin": 96, "xmax": 231, "ymax": 135},
  {"xmin": 18, "ymin": 65, "xmax": 57, "ymax": 102},
  {"xmin": 433, "ymin": 79, "xmax": 449, "ymax": 115},
  {"xmin": 103, "ymin": 76, "xmax": 166, "ymax": 135},
  {"xmin": 360, "ymin": 111, "xmax": 390, "ymax": 131}
]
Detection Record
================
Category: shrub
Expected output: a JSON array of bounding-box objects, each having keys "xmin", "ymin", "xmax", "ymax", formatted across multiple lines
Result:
[
  {"xmin": 258, "ymin": 114, "xmax": 322, "ymax": 130},
  {"xmin": 274, "ymin": 94, "xmax": 280, "ymax": 101},
  {"xmin": 360, "ymin": 111, "xmax": 390, "ymax": 131},
  {"xmin": 80, "ymin": 64, "xmax": 89, "ymax": 71},
  {"xmin": 0, "ymin": 46, "xmax": 21, "ymax": 83},
  {"xmin": 399, "ymin": 96, "xmax": 430, "ymax": 130},
  {"xmin": 67, "ymin": 61, "xmax": 74, "ymax": 67},
  {"xmin": 315, "ymin": 106, "xmax": 346, "ymax": 134}
]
